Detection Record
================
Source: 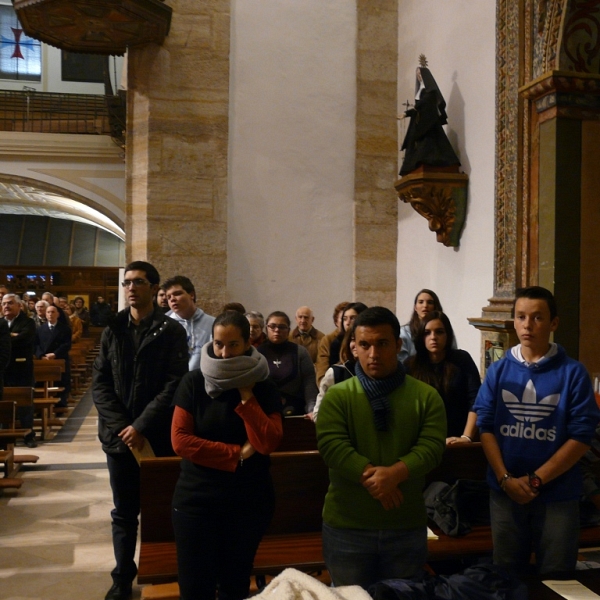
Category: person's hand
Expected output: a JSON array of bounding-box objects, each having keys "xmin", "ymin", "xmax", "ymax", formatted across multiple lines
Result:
[
  {"xmin": 44, "ymin": 353, "xmax": 56, "ymax": 360},
  {"xmin": 397, "ymin": 114, "xmax": 407, "ymax": 120},
  {"xmin": 377, "ymin": 488, "xmax": 404, "ymax": 510},
  {"xmin": 446, "ymin": 435, "xmax": 472, "ymax": 445},
  {"xmin": 240, "ymin": 440, "xmax": 256, "ymax": 461},
  {"xmin": 503, "ymin": 475, "xmax": 538, "ymax": 504},
  {"xmin": 362, "ymin": 465, "xmax": 403, "ymax": 499},
  {"xmin": 118, "ymin": 425, "xmax": 145, "ymax": 451},
  {"xmin": 238, "ymin": 385, "xmax": 255, "ymax": 404},
  {"xmin": 304, "ymin": 412, "xmax": 313, "ymax": 420}
]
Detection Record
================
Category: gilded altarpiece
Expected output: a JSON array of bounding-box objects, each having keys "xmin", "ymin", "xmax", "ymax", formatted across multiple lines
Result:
[{"xmin": 470, "ymin": 0, "xmax": 600, "ymax": 373}]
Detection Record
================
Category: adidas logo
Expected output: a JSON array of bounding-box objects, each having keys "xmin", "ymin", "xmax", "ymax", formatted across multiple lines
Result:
[
  {"xmin": 499, "ymin": 380, "xmax": 559, "ymax": 442},
  {"xmin": 502, "ymin": 380, "xmax": 560, "ymax": 423}
]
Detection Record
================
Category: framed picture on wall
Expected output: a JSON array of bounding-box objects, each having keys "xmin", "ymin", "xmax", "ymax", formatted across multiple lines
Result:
[
  {"xmin": 68, "ymin": 294, "xmax": 90, "ymax": 310},
  {"xmin": 61, "ymin": 51, "xmax": 105, "ymax": 83}
]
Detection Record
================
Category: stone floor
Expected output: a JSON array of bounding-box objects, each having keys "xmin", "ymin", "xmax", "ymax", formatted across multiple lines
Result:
[{"xmin": 0, "ymin": 394, "xmax": 142, "ymax": 600}]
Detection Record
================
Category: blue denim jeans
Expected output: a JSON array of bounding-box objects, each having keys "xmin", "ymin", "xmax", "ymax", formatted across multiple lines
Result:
[
  {"xmin": 322, "ymin": 522, "xmax": 427, "ymax": 590},
  {"xmin": 490, "ymin": 489, "xmax": 580, "ymax": 574}
]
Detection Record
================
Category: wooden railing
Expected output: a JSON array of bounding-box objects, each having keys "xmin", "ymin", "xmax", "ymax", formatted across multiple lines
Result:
[{"xmin": 0, "ymin": 90, "xmax": 116, "ymax": 135}]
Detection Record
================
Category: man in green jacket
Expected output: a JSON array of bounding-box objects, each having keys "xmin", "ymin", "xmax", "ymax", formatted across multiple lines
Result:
[{"xmin": 316, "ymin": 306, "xmax": 446, "ymax": 590}]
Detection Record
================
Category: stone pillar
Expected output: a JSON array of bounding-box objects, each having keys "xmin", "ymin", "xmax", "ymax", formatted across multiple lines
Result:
[
  {"xmin": 354, "ymin": 0, "xmax": 398, "ymax": 308},
  {"xmin": 126, "ymin": 1, "xmax": 230, "ymax": 315}
]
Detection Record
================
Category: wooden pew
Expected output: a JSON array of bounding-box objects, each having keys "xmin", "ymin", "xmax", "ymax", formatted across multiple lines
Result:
[
  {"xmin": 2, "ymin": 387, "xmax": 39, "ymax": 468},
  {"xmin": 33, "ymin": 360, "xmax": 66, "ymax": 438},
  {"xmin": 276, "ymin": 416, "xmax": 317, "ymax": 452},
  {"xmin": 138, "ymin": 450, "xmax": 330, "ymax": 587},
  {"xmin": 137, "ymin": 443, "xmax": 600, "ymax": 598},
  {"xmin": 0, "ymin": 396, "xmax": 34, "ymax": 488}
]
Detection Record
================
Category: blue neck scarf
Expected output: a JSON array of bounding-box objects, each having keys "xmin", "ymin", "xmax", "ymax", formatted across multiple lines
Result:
[{"xmin": 354, "ymin": 361, "xmax": 406, "ymax": 431}]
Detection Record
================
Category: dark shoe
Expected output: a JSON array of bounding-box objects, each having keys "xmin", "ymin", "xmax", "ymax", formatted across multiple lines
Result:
[
  {"xmin": 24, "ymin": 435, "xmax": 38, "ymax": 449},
  {"xmin": 104, "ymin": 582, "xmax": 132, "ymax": 600}
]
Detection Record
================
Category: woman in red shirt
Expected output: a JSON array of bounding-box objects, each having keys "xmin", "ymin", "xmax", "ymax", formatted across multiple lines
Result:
[{"xmin": 171, "ymin": 310, "xmax": 283, "ymax": 600}]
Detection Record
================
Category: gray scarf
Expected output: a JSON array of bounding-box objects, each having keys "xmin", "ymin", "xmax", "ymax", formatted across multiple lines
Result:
[{"xmin": 200, "ymin": 342, "xmax": 270, "ymax": 398}]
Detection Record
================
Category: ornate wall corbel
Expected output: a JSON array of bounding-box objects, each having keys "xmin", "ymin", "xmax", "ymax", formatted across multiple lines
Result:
[{"xmin": 394, "ymin": 166, "xmax": 468, "ymax": 247}]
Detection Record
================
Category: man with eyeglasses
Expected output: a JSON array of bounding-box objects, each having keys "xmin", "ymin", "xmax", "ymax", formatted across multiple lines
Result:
[
  {"xmin": 161, "ymin": 275, "xmax": 215, "ymax": 371},
  {"xmin": 93, "ymin": 261, "xmax": 189, "ymax": 600}
]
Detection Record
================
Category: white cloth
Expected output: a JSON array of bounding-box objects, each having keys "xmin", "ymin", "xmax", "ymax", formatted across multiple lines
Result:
[{"xmin": 249, "ymin": 568, "xmax": 371, "ymax": 600}]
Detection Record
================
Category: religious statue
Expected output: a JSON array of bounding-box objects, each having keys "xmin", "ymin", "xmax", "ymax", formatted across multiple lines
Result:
[{"xmin": 398, "ymin": 55, "xmax": 460, "ymax": 177}]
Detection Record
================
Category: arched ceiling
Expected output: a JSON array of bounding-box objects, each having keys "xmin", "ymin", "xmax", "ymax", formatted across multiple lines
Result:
[{"xmin": 0, "ymin": 180, "xmax": 124, "ymax": 240}]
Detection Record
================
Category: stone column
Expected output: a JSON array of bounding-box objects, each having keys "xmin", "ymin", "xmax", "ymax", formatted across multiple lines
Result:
[
  {"xmin": 354, "ymin": 0, "xmax": 398, "ymax": 308},
  {"xmin": 126, "ymin": 1, "xmax": 230, "ymax": 315}
]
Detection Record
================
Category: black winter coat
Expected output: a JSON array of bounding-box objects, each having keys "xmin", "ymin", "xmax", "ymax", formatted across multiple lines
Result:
[{"xmin": 92, "ymin": 306, "xmax": 189, "ymax": 456}]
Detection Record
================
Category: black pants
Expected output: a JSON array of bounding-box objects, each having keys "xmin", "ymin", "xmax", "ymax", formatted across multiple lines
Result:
[
  {"xmin": 172, "ymin": 486, "xmax": 275, "ymax": 600},
  {"xmin": 106, "ymin": 451, "xmax": 140, "ymax": 586}
]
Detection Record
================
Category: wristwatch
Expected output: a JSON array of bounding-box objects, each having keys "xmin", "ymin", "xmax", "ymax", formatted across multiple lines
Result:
[
  {"xmin": 528, "ymin": 472, "xmax": 542, "ymax": 491},
  {"xmin": 499, "ymin": 473, "xmax": 512, "ymax": 490}
]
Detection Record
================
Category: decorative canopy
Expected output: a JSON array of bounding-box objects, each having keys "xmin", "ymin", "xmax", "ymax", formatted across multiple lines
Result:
[{"xmin": 13, "ymin": 0, "xmax": 172, "ymax": 55}]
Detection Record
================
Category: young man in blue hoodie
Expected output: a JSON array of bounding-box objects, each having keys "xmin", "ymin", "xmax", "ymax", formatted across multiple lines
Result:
[{"xmin": 475, "ymin": 286, "xmax": 600, "ymax": 574}]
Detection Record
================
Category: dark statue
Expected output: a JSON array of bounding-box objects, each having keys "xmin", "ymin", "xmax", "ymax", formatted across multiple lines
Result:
[{"xmin": 399, "ymin": 60, "xmax": 460, "ymax": 177}]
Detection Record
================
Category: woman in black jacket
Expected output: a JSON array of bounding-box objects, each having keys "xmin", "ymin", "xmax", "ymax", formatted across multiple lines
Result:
[{"xmin": 404, "ymin": 311, "xmax": 480, "ymax": 445}]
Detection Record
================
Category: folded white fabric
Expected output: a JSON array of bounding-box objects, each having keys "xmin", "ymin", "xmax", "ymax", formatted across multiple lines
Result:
[{"xmin": 249, "ymin": 568, "xmax": 371, "ymax": 600}]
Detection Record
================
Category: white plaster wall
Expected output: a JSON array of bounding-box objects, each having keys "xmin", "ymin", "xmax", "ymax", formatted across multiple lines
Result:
[
  {"xmin": 396, "ymin": 1, "xmax": 496, "ymax": 366},
  {"xmin": 228, "ymin": 0, "xmax": 356, "ymax": 332}
]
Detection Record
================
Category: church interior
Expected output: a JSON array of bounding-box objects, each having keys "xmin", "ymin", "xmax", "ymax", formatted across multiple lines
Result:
[{"xmin": 1, "ymin": 1, "xmax": 600, "ymax": 598}]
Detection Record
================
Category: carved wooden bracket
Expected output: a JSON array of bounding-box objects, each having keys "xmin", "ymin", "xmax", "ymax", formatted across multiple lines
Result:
[{"xmin": 394, "ymin": 166, "xmax": 469, "ymax": 247}]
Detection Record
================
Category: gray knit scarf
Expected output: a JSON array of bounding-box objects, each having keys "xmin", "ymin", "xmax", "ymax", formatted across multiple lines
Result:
[
  {"xmin": 200, "ymin": 342, "xmax": 270, "ymax": 398},
  {"xmin": 354, "ymin": 360, "xmax": 406, "ymax": 431}
]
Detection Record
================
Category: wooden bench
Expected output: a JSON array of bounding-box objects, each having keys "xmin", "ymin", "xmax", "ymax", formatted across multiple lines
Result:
[
  {"xmin": 138, "ymin": 450, "xmax": 330, "ymax": 587},
  {"xmin": 0, "ymin": 398, "xmax": 33, "ymax": 489},
  {"xmin": 33, "ymin": 360, "xmax": 67, "ymax": 438},
  {"xmin": 2, "ymin": 387, "xmax": 39, "ymax": 469},
  {"xmin": 137, "ymin": 443, "xmax": 600, "ymax": 598},
  {"xmin": 276, "ymin": 416, "xmax": 318, "ymax": 452}
]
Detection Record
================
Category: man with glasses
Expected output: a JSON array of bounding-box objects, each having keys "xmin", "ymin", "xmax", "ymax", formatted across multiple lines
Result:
[
  {"xmin": 161, "ymin": 275, "xmax": 215, "ymax": 370},
  {"xmin": 93, "ymin": 261, "xmax": 188, "ymax": 600},
  {"xmin": 258, "ymin": 311, "xmax": 318, "ymax": 417}
]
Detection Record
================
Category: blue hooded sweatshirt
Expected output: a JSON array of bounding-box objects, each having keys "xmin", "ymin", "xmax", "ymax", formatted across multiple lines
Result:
[{"xmin": 474, "ymin": 344, "xmax": 600, "ymax": 502}]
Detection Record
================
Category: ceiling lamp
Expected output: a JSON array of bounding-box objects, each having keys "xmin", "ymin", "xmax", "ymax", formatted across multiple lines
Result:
[{"xmin": 13, "ymin": 0, "xmax": 172, "ymax": 55}]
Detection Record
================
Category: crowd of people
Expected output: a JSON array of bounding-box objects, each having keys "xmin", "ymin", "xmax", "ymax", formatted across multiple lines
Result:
[
  {"xmin": 0, "ymin": 288, "xmax": 112, "ymax": 447},
  {"xmin": 3, "ymin": 265, "xmax": 600, "ymax": 600}
]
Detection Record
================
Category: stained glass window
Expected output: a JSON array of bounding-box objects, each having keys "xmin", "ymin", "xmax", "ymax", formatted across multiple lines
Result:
[{"xmin": 0, "ymin": 5, "xmax": 41, "ymax": 81}]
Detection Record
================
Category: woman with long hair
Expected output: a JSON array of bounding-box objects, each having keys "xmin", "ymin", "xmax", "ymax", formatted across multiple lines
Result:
[
  {"xmin": 312, "ymin": 327, "xmax": 357, "ymax": 422},
  {"xmin": 171, "ymin": 311, "xmax": 283, "ymax": 600},
  {"xmin": 328, "ymin": 302, "xmax": 368, "ymax": 369},
  {"xmin": 399, "ymin": 289, "xmax": 445, "ymax": 362},
  {"xmin": 404, "ymin": 311, "xmax": 479, "ymax": 445}
]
